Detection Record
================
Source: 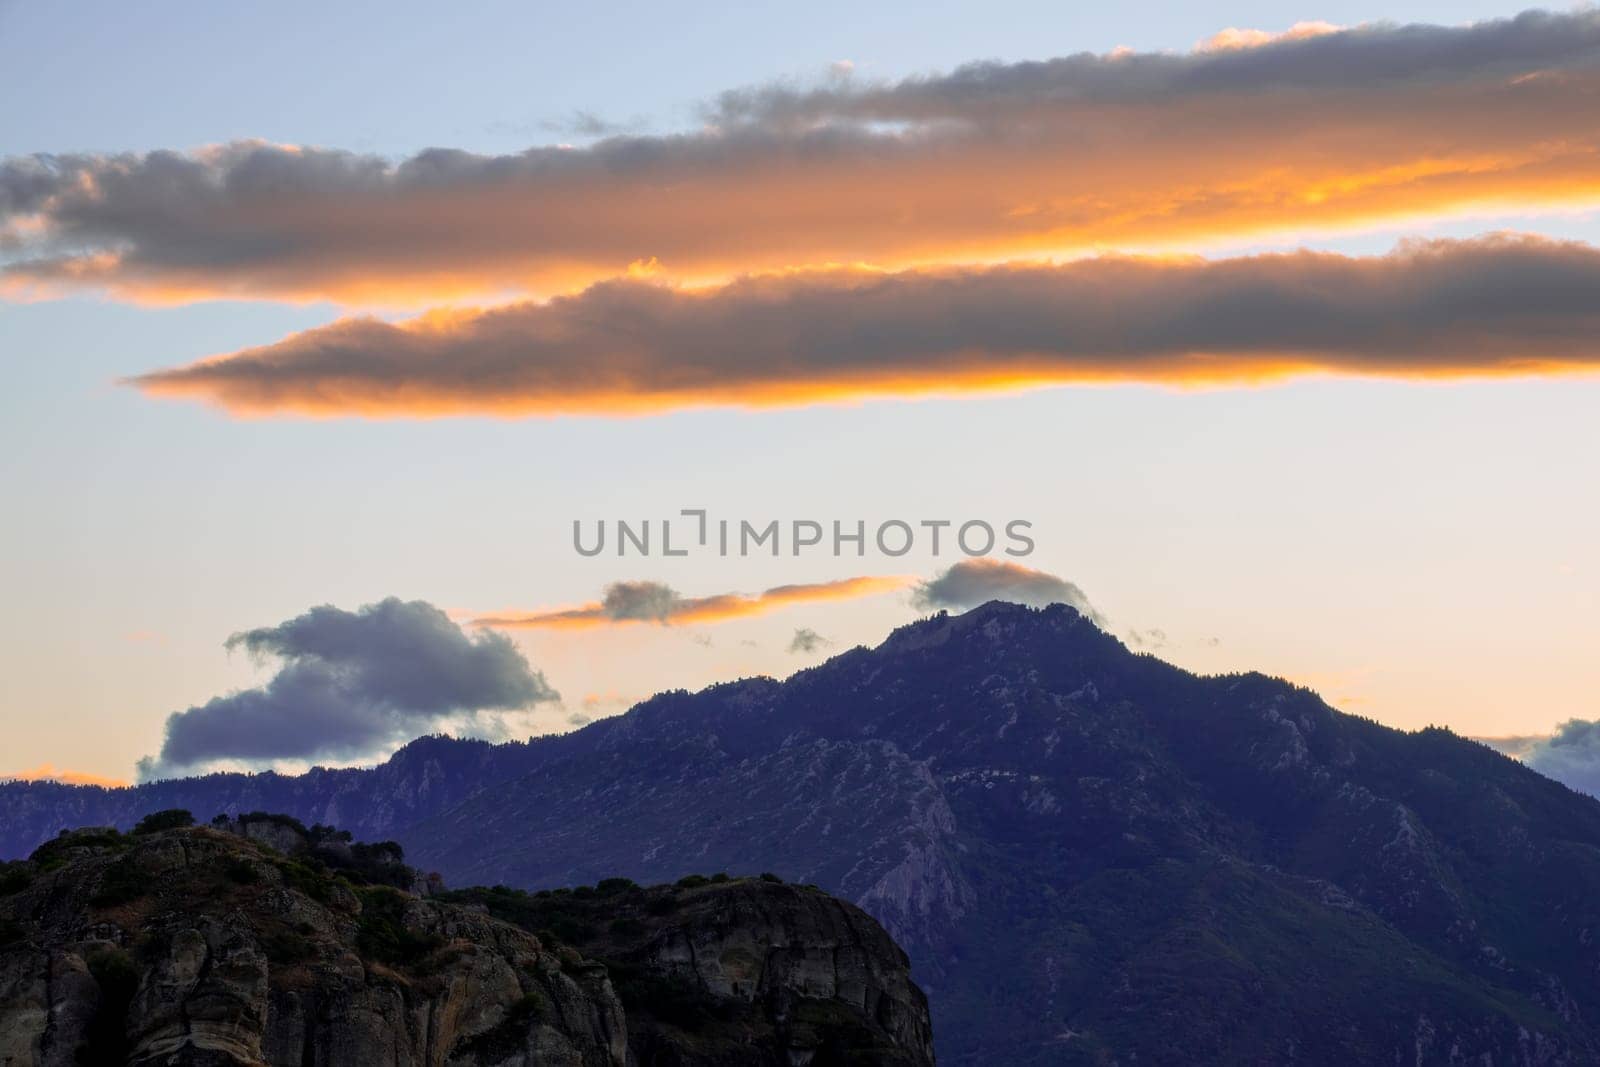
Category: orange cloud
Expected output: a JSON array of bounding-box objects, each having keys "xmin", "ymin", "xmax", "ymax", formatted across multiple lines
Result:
[
  {"xmin": 7, "ymin": 11, "xmax": 1600, "ymax": 306},
  {"xmin": 129, "ymin": 235, "xmax": 1600, "ymax": 418},
  {"xmin": 3, "ymin": 763, "xmax": 130, "ymax": 788},
  {"xmin": 473, "ymin": 576, "xmax": 910, "ymax": 630},
  {"xmin": 1198, "ymin": 21, "xmax": 1340, "ymax": 52}
]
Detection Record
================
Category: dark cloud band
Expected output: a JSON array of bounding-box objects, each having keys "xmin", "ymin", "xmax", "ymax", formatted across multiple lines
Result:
[
  {"xmin": 128, "ymin": 236, "xmax": 1600, "ymax": 417},
  {"xmin": 6, "ymin": 10, "xmax": 1600, "ymax": 305}
]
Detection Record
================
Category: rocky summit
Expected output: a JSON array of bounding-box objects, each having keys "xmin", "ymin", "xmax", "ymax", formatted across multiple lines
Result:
[
  {"xmin": 0, "ymin": 816, "xmax": 933, "ymax": 1065},
  {"xmin": 7, "ymin": 601, "xmax": 1600, "ymax": 1063}
]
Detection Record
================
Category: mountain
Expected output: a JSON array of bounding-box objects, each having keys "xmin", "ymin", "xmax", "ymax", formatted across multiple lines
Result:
[
  {"xmin": 0, "ymin": 815, "xmax": 933, "ymax": 1065},
  {"xmin": 0, "ymin": 735, "xmax": 551, "ymax": 856},
  {"xmin": 7, "ymin": 602, "xmax": 1600, "ymax": 1063}
]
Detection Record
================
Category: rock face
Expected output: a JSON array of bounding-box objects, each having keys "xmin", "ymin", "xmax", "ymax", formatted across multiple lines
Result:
[
  {"xmin": 639, "ymin": 881, "xmax": 932, "ymax": 1058},
  {"xmin": 0, "ymin": 825, "xmax": 933, "ymax": 1066},
  {"xmin": 10, "ymin": 602, "xmax": 1600, "ymax": 1061},
  {"xmin": 446, "ymin": 877, "xmax": 934, "ymax": 1066}
]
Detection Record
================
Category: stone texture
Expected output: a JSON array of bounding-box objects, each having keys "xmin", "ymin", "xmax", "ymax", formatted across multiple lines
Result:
[{"xmin": 0, "ymin": 826, "xmax": 931, "ymax": 1066}]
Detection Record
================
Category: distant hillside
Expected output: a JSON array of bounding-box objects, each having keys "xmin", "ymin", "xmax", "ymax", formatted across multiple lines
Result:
[
  {"xmin": 6, "ymin": 602, "xmax": 1600, "ymax": 1063},
  {"xmin": 0, "ymin": 814, "xmax": 933, "ymax": 1065},
  {"xmin": 0, "ymin": 734, "xmax": 552, "ymax": 859}
]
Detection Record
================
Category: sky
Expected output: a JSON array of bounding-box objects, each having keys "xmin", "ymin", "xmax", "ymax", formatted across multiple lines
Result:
[{"xmin": 2, "ymin": 1, "xmax": 1598, "ymax": 785}]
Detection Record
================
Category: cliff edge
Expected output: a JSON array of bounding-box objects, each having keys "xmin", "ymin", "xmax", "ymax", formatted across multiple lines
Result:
[{"xmin": 0, "ymin": 817, "xmax": 933, "ymax": 1066}]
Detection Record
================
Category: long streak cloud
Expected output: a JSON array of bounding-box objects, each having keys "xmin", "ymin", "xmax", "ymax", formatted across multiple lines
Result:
[
  {"xmin": 129, "ymin": 236, "xmax": 1600, "ymax": 417},
  {"xmin": 6, "ymin": 10, "xmax": 1600, "ymax": 305},
  {"xmin": 472, "ymin": 576, "xmax": 910, "ymax": 630}
]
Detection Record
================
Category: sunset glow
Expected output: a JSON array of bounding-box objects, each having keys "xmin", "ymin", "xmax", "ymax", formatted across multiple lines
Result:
[
  {"xmin": 6, "ymin": 12, "xmax": 1600, "ymax": 311},
  {"xmin": 130, "ymin": 238, "xmax": 1600, "ymax": 418},
  {"xmin": 1, "ymin": 763, "xmax": 131, "ymax": 788},
  {"xmin": 472, "ymin": 576, "xmax": 913, "ymax": 629}
]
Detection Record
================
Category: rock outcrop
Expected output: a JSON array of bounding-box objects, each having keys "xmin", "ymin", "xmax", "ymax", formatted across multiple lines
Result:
[
  {"xmin": 447, "ymin": 876, "xmax": 935, "ymax": 1066},
  {"xmin": 0, "ymin": 824, "xmax": 933, "ymax": 1066}
]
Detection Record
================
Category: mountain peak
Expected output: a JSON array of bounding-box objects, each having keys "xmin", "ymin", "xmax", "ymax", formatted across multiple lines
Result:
[{"xmin": 878, "ymin": 597, "xmax": 1100, "ymax": 653}]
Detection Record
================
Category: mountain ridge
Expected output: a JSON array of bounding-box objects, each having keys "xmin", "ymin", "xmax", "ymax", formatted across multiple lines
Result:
[{"xmin": 5, "ymin": 601, "xmax": 1600, "ymax": 1063}]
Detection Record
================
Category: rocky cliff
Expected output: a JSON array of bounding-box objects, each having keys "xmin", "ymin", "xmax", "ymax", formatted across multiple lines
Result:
[
  {"xmin": 0, "ymin": 820, "xmax": 933, "ymax": 1066},
  {"xmin": 442, "ymin": 877, "xmax": 934, "ymax": 1066}
]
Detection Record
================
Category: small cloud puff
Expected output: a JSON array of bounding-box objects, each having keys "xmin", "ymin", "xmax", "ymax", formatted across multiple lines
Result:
[
  {"xmin": 788, "ymin": 628, "xmax": 832, "ymax": 654},
  {"xmin": 913, "ymin": 559, "xmax": 1105, "ymax": 624}
]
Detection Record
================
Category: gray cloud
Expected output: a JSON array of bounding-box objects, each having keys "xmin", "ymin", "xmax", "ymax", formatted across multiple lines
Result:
[
  {"xmin": 1481, "ymin": 721, "xmax": 1600, "ymax": 798},
  {"xmin": 538, "ymin": 111, "xmax": 645, "ymax": 139},
  {"xmin": 128, "ymin": 235, "xmax": 1600, "ymax": 417},
  {"xmin": 712, "ymin": 10, "xmax": 1600, "ymax": 123},
  {"xmin": 599, "ymin": 580, "xmax": 680, "ymax": 622},
  {"xmin": 788, "ymin": 628, "xmax": 832, "ymax": 654},
  {"xmin": 913, "ymin": 559, "xmax": 1104, "ymax": 622},
  {"xmin": 1125, "ymin": 628, "xmax": 1169, "ymax": 650},
  {"xmin": 6, "ymin": 11, "xmax": 1600, "ymax": 305},
  {"xmin": 141, "ymin": 598, "xmax": 557, "ymax": 778}
]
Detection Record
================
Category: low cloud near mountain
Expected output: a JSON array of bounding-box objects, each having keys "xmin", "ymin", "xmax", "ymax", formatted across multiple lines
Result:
[
  {"xmin": 788, "ymin": 628, "xmax": 832, "ymax": 654},
  {"xmin": 139, "ymin": 598, "xmax": 557, "ymax": 779},
  {"xmin": 1480, "ymin": 720, "xmax": 1600, "ymax": 797},
  {"xmin": 913, "ymin": 559, "xmax": 1104, "ymax": 623}
]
